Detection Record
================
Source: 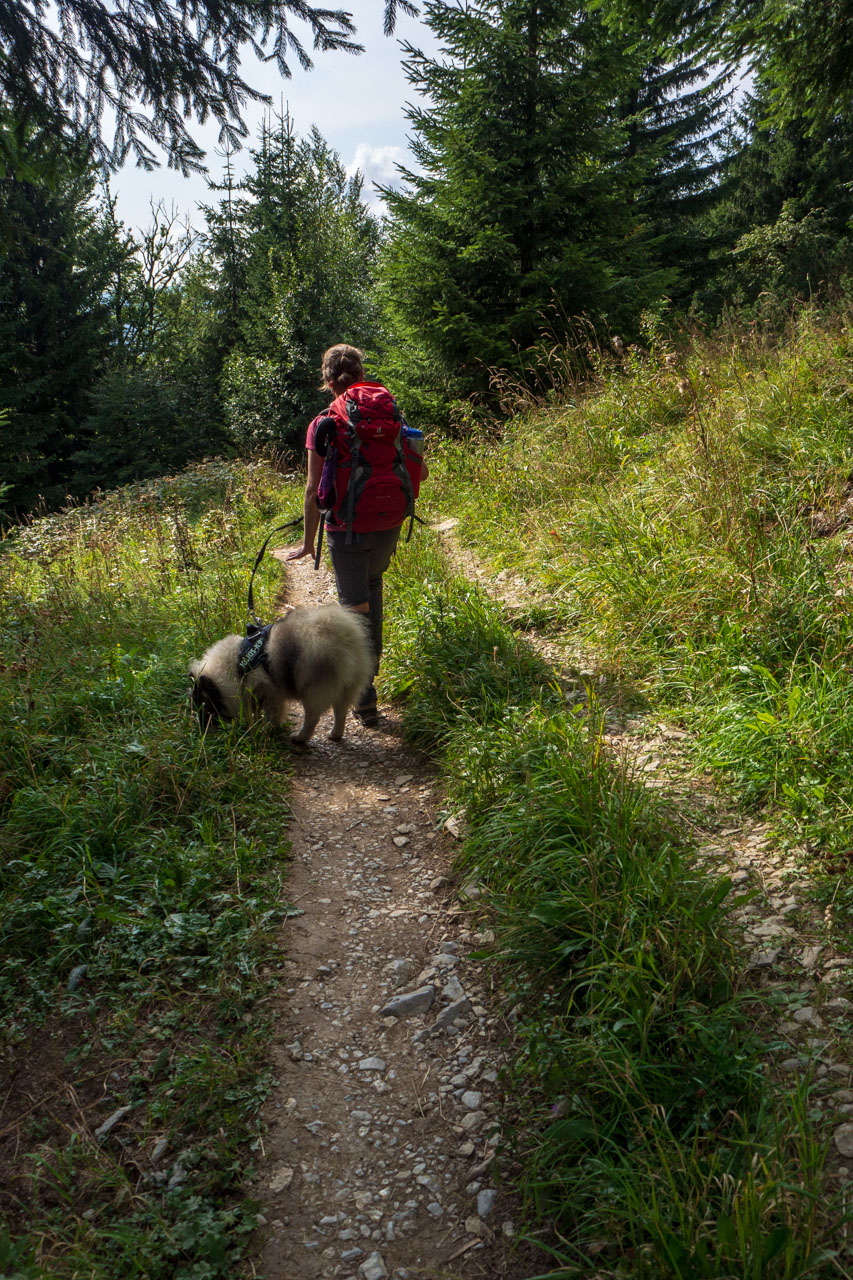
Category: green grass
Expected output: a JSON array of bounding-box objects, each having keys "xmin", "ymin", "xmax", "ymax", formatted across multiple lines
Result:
[
  {"xmin": 381, "ymin": 531, "xmax": 842, "ymax": 1277},
  {"xmin": 422, "ymin": 310, "xmax": 853, "ymax": 868},
  {"xmin": 0, "ymin": 460, "xmax": 304, "ymax": 1278}
]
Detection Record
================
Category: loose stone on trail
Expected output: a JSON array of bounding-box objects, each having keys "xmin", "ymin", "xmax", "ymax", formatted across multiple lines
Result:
[
  {"xmin": 433, "ymin": 997, "xmax": 473, "ymax": 1029},
  {"xmin": 359, "ymin": 1251, "xmax": 389, "ymax": 1280},
  {"xmin": 94, "ymin": 1105, "xmax": 134, "ymax": 1141},
  {"xmin": 268, "ymin": 1166, "xmax": 294, "ymax": 1192},
  {"xmin": 835, "ymin": 1124, "xmax": 853, "ymax": 1157},
  {"xmin": 384, "ymin": 958, "xmax": 416, "ymax": 987},
  {"xmin": 477, "ymin": 1188, "xmax": 497, "ymax": 1217},
  {"xmin": 357, "ymin": 1055, "xmax": 387, "ymax": 1072},
  {"xmin": 379, "ymin": 987, "xmax": 436, "ymax": 1019}
]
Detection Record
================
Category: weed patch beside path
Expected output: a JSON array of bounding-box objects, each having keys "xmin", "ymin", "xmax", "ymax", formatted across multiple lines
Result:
[
  {"xmin": 0, "ymin": 461, "xmax": 302, "ymax": 1279},
  {"xmin": 381, "ymin": 528, "xmax": 843, "ymax": 1277}
]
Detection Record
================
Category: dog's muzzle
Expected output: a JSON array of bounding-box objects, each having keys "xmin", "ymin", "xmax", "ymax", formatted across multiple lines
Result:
[{"xmin": 189, "ymin": 675, "xmax": 233, "ymax": 729}]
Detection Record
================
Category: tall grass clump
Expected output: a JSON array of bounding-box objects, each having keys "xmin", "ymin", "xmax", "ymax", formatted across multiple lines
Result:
[
  {"xmin": 383, "ymin": 534, "xmax": 838, "ymax": 1277},
  {"xmin": 426, "ymin": 309, "xmax": 853, "ymax": 862},
  {"xmin": 0, "ymin": 461, "xmax": 303, "ymax": 1279},
  {"xmin": 382, "ymin": 536, "xmax": 560, "ymax": 747}
]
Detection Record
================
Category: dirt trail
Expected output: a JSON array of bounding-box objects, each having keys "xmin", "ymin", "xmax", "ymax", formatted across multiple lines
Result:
[
  {"xmin": 252, "ymin": 552, "xmax": 533, "ymax": 1280},
  {"xmin": 253, "ymin": 535, "xmax": 853, "ymax": 1280}
]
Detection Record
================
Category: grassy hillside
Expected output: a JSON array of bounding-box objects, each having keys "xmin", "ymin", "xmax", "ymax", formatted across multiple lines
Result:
[{"xmin": 426, "ymin": 312, "xmax": 853, "ymax": 868}]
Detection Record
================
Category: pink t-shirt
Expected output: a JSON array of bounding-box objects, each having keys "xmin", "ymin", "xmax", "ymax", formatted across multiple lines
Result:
[{"xmin": 305, "ymin": 414, "xmax": 324, "ymax": 453}]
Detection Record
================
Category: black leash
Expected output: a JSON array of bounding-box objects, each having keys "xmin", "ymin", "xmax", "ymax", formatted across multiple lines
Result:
[
  {"xmin": 314, "ymin": 511, "xmax": 326, "ymax": 572},
  {"xmin": 246, "ymin": 517, "xmax": 303, "ymax": 627}
]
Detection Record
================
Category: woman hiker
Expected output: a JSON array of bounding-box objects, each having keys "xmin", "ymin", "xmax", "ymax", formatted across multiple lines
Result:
[{"xmin": 286, "ymin": 344, "xmax": 428, "ymax": 725}]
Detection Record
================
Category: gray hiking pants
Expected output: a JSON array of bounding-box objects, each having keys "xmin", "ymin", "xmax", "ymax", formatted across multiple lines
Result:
[{"xmin": 325, "ymin": 524, "xmax": 402, "ymax": 677}]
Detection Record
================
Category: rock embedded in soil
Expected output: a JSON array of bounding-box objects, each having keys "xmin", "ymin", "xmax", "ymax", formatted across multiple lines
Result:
[
  {"xmin": 432, "ymin": 997, "xmax": 473, "ymax": 1031},
  {"xmin": 268, "ymin": 1164, "xmax": 294, "ymax": 1192},
  {"xmin": 384, "ymin": 958, "xmax": 416, "ymax": 987},
  {"xmin": 66, "ymin": 963, "xmax": 87, "ymax": 992},
  {"xmin": 359, "ymin": 1251, "xmax": 388, "ymax": 1280},
  {"xmin": 443, "ymin": 975, "xmax": 466, "ymax": 1001},
  {"xmin": 477, "ymin": 1188, "xmax": 497, "ymax": 1218},
  {"xmin": 465, "ymin": 1215, "xmax": 492, "ymax": 1238},
  {"xmin": 835, "ymin": 1124, "xmax": 853, "ymax": 1157},
  {"xmin": 94, "ymin": 1104, "xmax": 134, "ymax": 1141},
  {"xmin": 379, "ymin": 987, "xmax": 436, "ymax": 1020},
  {"xmin": 792, "ymin": 1005, "xmax": 822, "ymax": 1025}
]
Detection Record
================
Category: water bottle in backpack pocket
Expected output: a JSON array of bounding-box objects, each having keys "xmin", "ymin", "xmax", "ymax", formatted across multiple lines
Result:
[{"xmin": 402, "ymin": 425, "xmax": 424, "ymax": 460}]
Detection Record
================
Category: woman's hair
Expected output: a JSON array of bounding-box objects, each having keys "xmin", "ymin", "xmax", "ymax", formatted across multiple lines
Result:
[{"xmin": 320, "ymin": 344, "xmax": 365, "ymax": 393}]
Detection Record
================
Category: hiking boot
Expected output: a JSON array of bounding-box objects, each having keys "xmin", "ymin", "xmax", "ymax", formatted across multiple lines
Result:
[{"xmin": 353, "ymin": 687, "xmax": 379, "ymax": 726}]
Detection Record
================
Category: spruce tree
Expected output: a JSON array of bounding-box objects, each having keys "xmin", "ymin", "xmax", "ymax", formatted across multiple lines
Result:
[
  {"xmin": 0, "ymin": 0, "xmax": 398, "ymax": 175},
  {"xmin": 603, "ymin": 0, "xmax": 853, "ymax": 131},
  {"xmin": 615, "ymin": 51, "xmax": 732, "ymax": 308},
  {"xmin": 212, "ymin": 113, "xmax": 382, "ymax": 451},
  {"xmin": 381, "ymin": 0, "xmax": 641, "ymax": 404},
  {"xmin": 700, "ymin": 79, "xmax": 853, "ymax": 312},
  {"xmin": 0, "ymin": 142, "xmax": 117, "ymax": 514}
]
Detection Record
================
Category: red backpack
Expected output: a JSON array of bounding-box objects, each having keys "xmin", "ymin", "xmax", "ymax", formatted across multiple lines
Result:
[{"xmin": 314, "ymin": 381, "xmax": 422, "ymax": 544}]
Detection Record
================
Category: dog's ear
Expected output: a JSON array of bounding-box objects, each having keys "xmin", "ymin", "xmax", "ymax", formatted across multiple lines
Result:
[{"xmin": 191, "ymin": 673, "xmax": 231, "ymax": 728}]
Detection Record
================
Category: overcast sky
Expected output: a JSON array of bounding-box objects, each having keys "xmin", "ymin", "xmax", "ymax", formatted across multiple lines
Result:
[{"xmin": 109, "ymin": 1, "xmax": 440, "ymax": 230}]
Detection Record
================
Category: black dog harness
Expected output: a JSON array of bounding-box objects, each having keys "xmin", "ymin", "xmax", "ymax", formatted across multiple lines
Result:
[{"xmin": 237, "ymin": 623, "xmax": 274, "ymax": 677}]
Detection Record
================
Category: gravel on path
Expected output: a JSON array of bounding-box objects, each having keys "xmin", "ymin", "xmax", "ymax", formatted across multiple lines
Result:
[{"xmin": 252, "ymin": 552, "xmax": 532, "ymax": 1280}]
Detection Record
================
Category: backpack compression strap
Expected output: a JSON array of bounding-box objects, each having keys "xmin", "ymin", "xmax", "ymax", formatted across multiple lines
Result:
[{"xmin": 344, "ymin": 397, "xmax": 363, "ymax": 545}]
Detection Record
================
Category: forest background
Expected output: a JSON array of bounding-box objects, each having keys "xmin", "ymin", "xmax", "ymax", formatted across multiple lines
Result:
[{"xmin": 2, "ymin": 0, "xmax": 852, "ymax": 519}]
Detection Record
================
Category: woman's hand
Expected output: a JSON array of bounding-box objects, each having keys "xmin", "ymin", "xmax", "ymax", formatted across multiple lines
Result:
[{"xmin": 286, "ymin": 542, "xmax": 315, "ymax": 562}]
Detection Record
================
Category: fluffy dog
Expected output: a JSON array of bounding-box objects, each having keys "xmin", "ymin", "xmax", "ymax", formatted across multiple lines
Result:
[{"xmin": 189, "ymin": 604, "xmax": 373, "ymax": 744}]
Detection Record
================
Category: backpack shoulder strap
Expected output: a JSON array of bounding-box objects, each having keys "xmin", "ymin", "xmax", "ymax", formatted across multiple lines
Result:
[{"xmin": 343, "ymin": 395, "xmax": 363, "ymax": 543}]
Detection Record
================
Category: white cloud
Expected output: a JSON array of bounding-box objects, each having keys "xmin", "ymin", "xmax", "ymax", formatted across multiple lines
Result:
[{"xmin": 347, "ymin": 143, "xmax": 409, "ymax": 210}]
